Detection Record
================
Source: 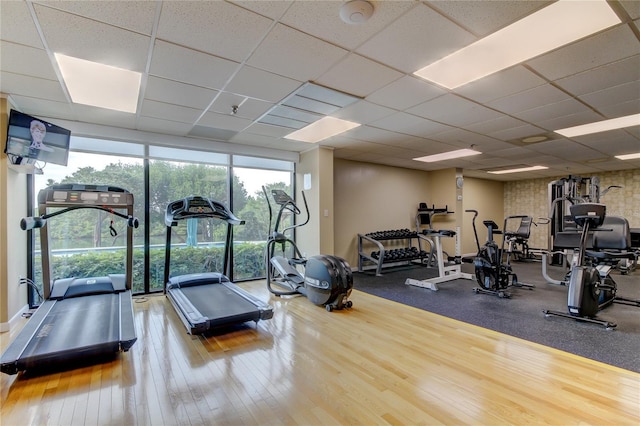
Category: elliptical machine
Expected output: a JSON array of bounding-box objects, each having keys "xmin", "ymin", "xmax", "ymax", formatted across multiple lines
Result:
[
  {"xmin": 543, "ymin": 203, "xmax": 639, "ymax": 329},
  {"xmin": 467, "ymin": 210, "xmax": 534, "ymax": 298},
  {"xmin": 263, "ymin": 187, "xmax": 353, "ymax": 312}
]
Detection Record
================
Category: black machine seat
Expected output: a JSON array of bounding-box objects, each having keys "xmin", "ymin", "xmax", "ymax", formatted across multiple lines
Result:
[
  {"xmin": 570, "ymin": 203, "xmax": 606, "ymax": 228},
  {"xmin": 587, "ymin": 216, "xmax": 636, "ymax": 261},
  {"xmin": 504, "ymin": 216, "xmax": 532, "ymax": 239},
  {"xmin": 555, "ymin": 204, "xmax": 606, "ymax": 250}
]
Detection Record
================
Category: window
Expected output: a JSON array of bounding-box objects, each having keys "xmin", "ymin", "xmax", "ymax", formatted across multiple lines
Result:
[
  {"xmin": 33, "ymin": 151, "xmax": 145, "ymax": 294},
  {"xmin": 28, "ymin": 137, "xmax": 295, "ymax": 298}
]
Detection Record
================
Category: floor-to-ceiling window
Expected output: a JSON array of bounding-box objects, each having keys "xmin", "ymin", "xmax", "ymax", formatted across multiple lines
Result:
[
  {"xmin": 231, "ymin": 156, "xmax": 294, "ymax": 281},
  {"xmin": 28, "ymin": 136, "xmax": 294, "ymax": 301},
  {"xmin": 147, "ymin": 146, "xmax": 230, "ymax": 292}
]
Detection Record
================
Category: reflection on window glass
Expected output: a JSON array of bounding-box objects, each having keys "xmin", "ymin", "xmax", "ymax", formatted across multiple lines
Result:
[
  {"xmin": 232, "ymin": 168, "xmax": 292, "ymax": 281},
  {"xmin": 33, "ymin": 152, "xmax": 144, "ymax": 294}
]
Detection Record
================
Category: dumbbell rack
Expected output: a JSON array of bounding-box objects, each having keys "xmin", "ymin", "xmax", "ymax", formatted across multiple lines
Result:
[{"xmin": 357, "ymin": 229, "xmax": 429, "ymax": 276}]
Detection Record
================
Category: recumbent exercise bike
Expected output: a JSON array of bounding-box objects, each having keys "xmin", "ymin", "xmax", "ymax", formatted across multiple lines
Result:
[{"xmin": 543, "ymin": 203, "xmax": 639, "ymax": 329}]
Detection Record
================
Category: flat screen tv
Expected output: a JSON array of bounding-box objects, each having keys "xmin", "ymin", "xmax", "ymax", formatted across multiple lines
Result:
[{"xmin": 4, "ymin": 109, "xmax": 71, "ymax": 166}]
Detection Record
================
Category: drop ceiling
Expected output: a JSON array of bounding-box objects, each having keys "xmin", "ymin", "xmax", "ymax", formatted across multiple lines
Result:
[{"xmin": 1, "ymin": 0, "xmax": 638, "ymax": 181}]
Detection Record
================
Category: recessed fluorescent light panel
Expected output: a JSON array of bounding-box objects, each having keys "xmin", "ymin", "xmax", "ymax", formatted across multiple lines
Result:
[
  {"xmin": 413, "ymin": 148, "xmax": 481, "ymax": 163},
  {"xmin": 413, "ymin": 0, "xmax": 621, "ymax": 89},
  {"xmin": 555, "ymin": 113, "xmax": 640, "ymax": 137},
  {"xmin": 55, "ymin": 53, "xmax": 141, "ymax": 113},
  {"xmin": 488, "ymin": 165, "xmax": 548, "ymax": 175},
  {"xmin": 285, "ymin": 116, "xmax": 360, "ymax": 143},
  {"xmin": 615, "ymin": 152, "xmax": 640, "ymax": 160}
]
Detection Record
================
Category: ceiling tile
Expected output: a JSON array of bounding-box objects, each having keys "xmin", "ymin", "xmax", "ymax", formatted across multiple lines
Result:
[
  {"xmin": 247, "ymin": 24, "xmax": 348, "ymax": 82},
  {"xmin": 408, "ymin": 94, "xmax": 504, "ymax": 127},
  {"xmin": 554, "ymin": 55, "xmax": 640, "ymax": 97},
  {"xmin": 366, "ymin": 76, "xmax": 446, "ymax": 110},
  {"xmin": 144, "ymin": 76, "xmax": 218, "ymax": 110},
  {"xmin": 34, "ymin": 4, "xmax": 150, "ymax": 71},
  {"xmin": 316, "ymin": 54, "xmax": 402, "ymax": 98},
  {"xmin": 71, "ymin": 104, "xmax": 137, "ymax": 128},
  {"xmin": 37, "ymin": 0, "xmax": 158, "ymax": 34},
  {"xmin": 536, "ymin": 112, "xmax": 604, "ymax": 133},
  {"xmin": 619, "ymin": 1, "xmax": 640, "ymax": 19},
  {"xmin": 280, "ymin": 0, "xmax": 413, "ymax": 50},
  {"xmin": 230, "ymin": 1, "xmax": 293, "ymax": 20},
  {"xmin": 357, "ymin": 3, "xmax": 476, "ymax": 73},
  {"xmin": 0, "ymin": 1, "xmax": 43, "ymax": 48},
  {"xmin": 8, "ymin": 95, "xmax": 75, "ymax": 121},
  {"xmin": 1, "ymin": 71, "xmax": 67, "ymax": 103},
  {"xmin": 334, "ymin": 100, "xmax": 396, "ymax": 125},
  {"xmin": 516, "ymin": 104, "xmax": 597, "ymax": 129},
  {"xmin": 596, "ymin": 99, "xmax": 640, "ymax": 118},
  {"xmin": 211, "ymin": 96, "xmax": 273, "ymax": 121},
  {"xmin": 571, "ymin": 129, "xmax": 640, "ymax": 156},
  {"xmin": 527, "ymin": 25, "xmax": 639, "ymax": 81},
  {"xmin": 149, "ymin": 40, "xmax": 240, "ymax": 90},
  {"xmin": 225, "ymin": 66, "xmax": 301, "ymax": 103},
  {"xmin": 197, "ymin": 111, "xmax": 253, "ymax": 132},
  {"xmin": 483, "ymin": 123, "xmax": 547, "ymax": 142},
  {"xmin": 465, "ymin": 115, "xmax": 530, "ymax": 135},
  {"xmin": 579, "ymin": 81, "xmax": 640, "ymax": 112},
  {"xmin": 137, "ymin": 116, "xmax": 192, "ymax": 136},
  {"xmin": 455, "ymin": 66, "xmax": 546, "ymax": 103},
  {"xmin": 157, "ymin": 1, "xmax": 273, "ymax": 62},
  {"xmin": 0, "ymin": 41, "xmax": 58, "ymax": 81},
  {"xmin": 140, "ymin": 100, "xmax": 202, "ymax": 124},
  {"xmin": 369, "ymin": 112, "xmax": 451, "ymax": 138},
  {"xmin": 429, "ymin": 0, "xmax": 552, "ymax": 36},
  {"xmin": 527, "ymin": 139, "xmax": 604, "ymax": 161},
  {"xmin": 488, "ymin": 84, "xmax": 570, "ymax": 114}
]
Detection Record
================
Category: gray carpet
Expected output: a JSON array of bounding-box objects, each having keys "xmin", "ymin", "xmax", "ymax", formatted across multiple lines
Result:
[{"xmin": 353, "ymin": 260, "xmax": 640, "ymax": 372}]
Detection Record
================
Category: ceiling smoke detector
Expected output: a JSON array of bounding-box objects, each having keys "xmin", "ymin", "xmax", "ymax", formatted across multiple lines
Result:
[{"xmin": 340, "ymin": 0, "xmax": 374, "ymax": 25}]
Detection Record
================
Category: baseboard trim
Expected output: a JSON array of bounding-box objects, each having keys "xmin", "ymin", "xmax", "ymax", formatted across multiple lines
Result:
[{"xmin": 0, "ymin": 304, "xmax": 29, "ymax": 333}]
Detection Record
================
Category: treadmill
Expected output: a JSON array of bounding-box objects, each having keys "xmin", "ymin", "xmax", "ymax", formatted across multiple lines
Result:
[
  {"xmin": 164, "ymin": 196, "xmax": 273, "ymax": 334},
  {"xmin": 1, "ymin": 184, "xmax": 138, "ymax": 375}
]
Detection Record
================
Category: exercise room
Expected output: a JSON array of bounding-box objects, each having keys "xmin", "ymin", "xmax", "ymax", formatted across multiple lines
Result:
[{"xmin": 1, "ymin": 1, "xmax": 639, "ymax": 425}]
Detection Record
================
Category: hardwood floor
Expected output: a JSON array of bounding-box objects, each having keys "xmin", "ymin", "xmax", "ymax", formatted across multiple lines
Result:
[{"xmin": 1, "ymin": 281, "xmax": 639, "ymax": 425}]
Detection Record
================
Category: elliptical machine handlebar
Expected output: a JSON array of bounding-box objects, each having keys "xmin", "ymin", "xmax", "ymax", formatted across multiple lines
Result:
[
  {"xmin": 465, "ymin": 209, "xmax": 480, "ymax": 253},
  {"xmin": 263, "ymin": 186, "xmax": 310, "ymax": 237}
]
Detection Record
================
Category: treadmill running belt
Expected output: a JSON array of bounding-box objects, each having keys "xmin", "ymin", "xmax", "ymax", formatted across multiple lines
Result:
[
  {"xmin": 172, "ymin": 284, "xmax": 266, "ymax": 331},
  {"xmin": 19, "ymin": 294, "xmax": 121, "ymax": 365}
]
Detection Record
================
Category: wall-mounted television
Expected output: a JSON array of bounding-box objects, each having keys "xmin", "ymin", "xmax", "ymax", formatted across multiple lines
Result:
[{"xmin": 4, "ymin": 109, "xmax": 71, "ymax": 166}]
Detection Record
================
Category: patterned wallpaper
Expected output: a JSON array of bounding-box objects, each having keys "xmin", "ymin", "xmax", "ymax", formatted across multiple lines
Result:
[{"xmin": 504, "ymin": 169, "xmax": 640, "ymax": 250}]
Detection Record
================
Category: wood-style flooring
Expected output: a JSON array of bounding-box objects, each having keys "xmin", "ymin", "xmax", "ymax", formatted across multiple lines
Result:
[{"xmin": 1, "ymin": 281, "xmax": 639, "ymax": 425}]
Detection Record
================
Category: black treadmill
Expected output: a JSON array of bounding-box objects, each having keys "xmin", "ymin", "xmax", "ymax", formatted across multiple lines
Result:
[
  {"xmin": 164, "ymin": 196, "xmax": 273, "ymax": 334},
  {"xmin": 1, "ymin": 184, "xmax": 138, "ymax": 375}
]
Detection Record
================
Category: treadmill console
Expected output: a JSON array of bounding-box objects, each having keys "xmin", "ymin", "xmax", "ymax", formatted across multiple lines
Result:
[
  {"xmin": 165, "ymin": 196, "xmax": 244, "ymax": 226},
  {"xmin": 39, "ymin": 184, "xmax": 133, "ymax": 208}
]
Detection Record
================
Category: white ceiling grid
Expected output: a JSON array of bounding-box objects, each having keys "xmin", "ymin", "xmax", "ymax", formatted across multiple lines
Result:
[{"xmin": 0, "ymin": 0, "xmax": 638, "ymax": 180}]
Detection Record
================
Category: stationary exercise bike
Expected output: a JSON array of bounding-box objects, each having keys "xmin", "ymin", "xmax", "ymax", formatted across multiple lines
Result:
[
  {"xmin": 543, "ymin": 203, "xmax": 640, "ymax": 329},
  {"xmin": 263, "ymin": 187, "xmax": 353, "ymax": 312},
  {"xmin": 467, "ymin": 210, "xmax": 534, "ymax": 298}
]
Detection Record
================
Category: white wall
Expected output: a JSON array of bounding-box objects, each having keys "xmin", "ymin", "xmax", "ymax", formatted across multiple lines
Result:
[{"xmin": 0, "ymin": 97, "xmax": 29, "ymax": 331}]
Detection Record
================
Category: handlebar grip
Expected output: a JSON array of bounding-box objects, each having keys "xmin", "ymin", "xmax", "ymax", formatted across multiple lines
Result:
[
  {"xmin": 20, "ymin": 217, "xmax": 46, "ymax": 230},
  {"xmin": 128, "ymin": 217, "xmax": 140, "ymax": 229}
]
